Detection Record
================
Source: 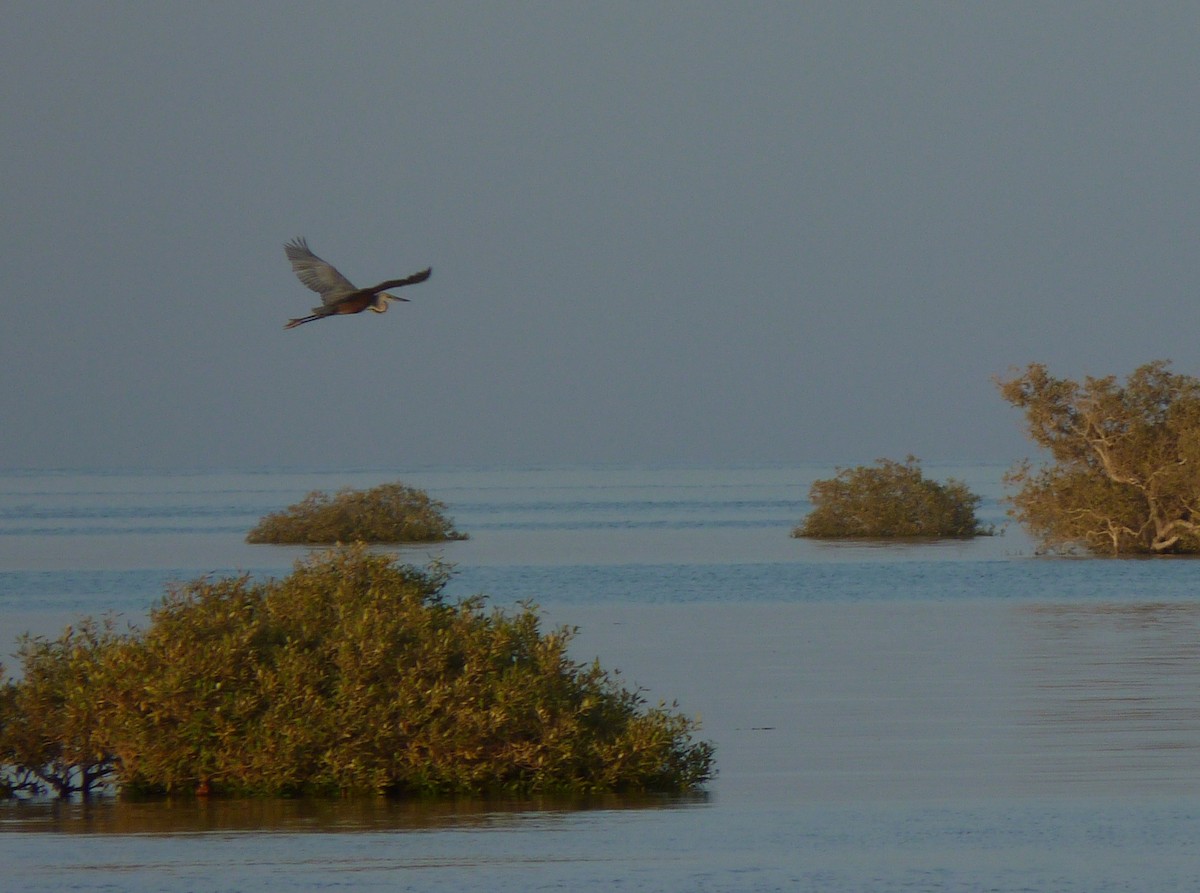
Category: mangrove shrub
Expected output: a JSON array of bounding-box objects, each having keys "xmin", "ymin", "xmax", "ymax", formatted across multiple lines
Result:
[
  {"xmin": 0, "ymin": 624, "xmax": 120, "ymax": 799},
  {"xmin": 998, "ymin": 360, "xmax": 1200, "ymax": 554},
  {"xmin": 794, "ymin": 456, "xmax": 988, "ymax": 539},
  {"xmin": 246, "ymin": 481, "xmax": 467, "ymax": 544},
  {"xmin": 1, "ymin": 547, "xmax": 713, "ymax": 798}
]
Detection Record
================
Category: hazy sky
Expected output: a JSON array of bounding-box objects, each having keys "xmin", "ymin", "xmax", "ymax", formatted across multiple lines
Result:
[{"xmin": 4, "ymin": 2, "xmax": 1199, "ymax": 469}]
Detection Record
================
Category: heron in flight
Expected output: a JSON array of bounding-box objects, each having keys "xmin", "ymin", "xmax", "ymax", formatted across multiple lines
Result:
[{"xmin": 283, "ymin": 237, "xmax": 431, "ymax": 329}]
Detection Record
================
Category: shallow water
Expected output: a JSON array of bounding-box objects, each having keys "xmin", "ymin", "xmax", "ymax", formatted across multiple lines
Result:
[{"xmin": 3, "ymin": 464, "xmax": 1200, "ymax": 891}]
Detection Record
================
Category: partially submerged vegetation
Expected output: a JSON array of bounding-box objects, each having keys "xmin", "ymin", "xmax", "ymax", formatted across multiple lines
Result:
[
  {"xmin": 0, "ymin": 625, "xmax": 117, "ymax": 799},
  {"xmin": 246, "ymin": 482, "xmax": 467, "ymax": 544},
  {"xmin": 1, "ymin": 546, "xmax": 713, "ymax": 799},
  {"xmin": 793, "ymin": 456, "xmax": 990, "ymax": 539},
  {"xmin": 999, "ymin": 360, "xmax": 1200, "ymax": 555}
]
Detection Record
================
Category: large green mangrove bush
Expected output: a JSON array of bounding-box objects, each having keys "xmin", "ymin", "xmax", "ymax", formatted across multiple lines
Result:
[
  {"xmin": 0, "ymin": 547, "xmax": 713, "ymax": 799},
  {"xmin": 246, "ymin": 482, "xmax": 467, "ymax": 544},
  {"xmin": 793, "ymin": 456, "xmax": 989, "ymax": 539}
]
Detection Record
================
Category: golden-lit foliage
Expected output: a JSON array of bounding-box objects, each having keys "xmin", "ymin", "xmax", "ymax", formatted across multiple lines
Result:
[
  {"xmin": 998, "ymin": 361, "xmax": 1200, "ymax": 555},
  {"xmin": 246, "ymin": 482, "xmax": 467, "ymax": 544},
  {"xmin": 794, "ymin": 456, "xmax": 988, "ymax": 539},
  {"xmin": 1, "ymin": 547, "xmax": 713, "ymax": 799},
  {"xmin": 0, "ymin": 623, "xmax": 120, "ymax": 798}
]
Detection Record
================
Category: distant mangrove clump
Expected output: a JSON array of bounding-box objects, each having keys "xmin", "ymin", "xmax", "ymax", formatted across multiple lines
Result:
[
  {"xmin": 793, "ymin": 456, "xmax": 990, "ymax": 539},
  {"xmin": 0, "ymin": 546, "xmax": 714, "ymax": 800},
  {"xmin": 246, "ymin": 481, "xmax": 467, "ymax": 544}
]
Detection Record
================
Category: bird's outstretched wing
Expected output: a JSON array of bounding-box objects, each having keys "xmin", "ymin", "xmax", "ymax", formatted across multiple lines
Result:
[
  {"xmin": 364, "ymin": 268, "xmax": 433, "ymax": 293},
  {"xmin": 285, "ymin": 237, "xmax": 357, "ymax": 305}
]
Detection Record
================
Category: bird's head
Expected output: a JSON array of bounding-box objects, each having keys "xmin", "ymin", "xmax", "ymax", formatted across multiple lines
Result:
[{"xmin": 369, "ymin": 292, "xmax": 411, "ymax": 313}]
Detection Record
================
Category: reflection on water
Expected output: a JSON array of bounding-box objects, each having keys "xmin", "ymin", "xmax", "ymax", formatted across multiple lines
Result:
[
  {"xmin": 1017, "ymin": 601, "xmax": 1200, "ymax": 794},
  {"xmin": 0, "ymin": 791, "xmax": 709, "ymax": 835}
]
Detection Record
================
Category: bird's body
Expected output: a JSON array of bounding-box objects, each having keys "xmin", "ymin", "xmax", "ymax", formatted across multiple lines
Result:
[{"xmin": 283, "ymin": 237, "xmax": 431, "ymax": 329}]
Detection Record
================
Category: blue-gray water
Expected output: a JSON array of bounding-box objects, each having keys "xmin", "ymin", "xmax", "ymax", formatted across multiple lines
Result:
[{"xmin": 3, "ymin": 464, "xmax": 1200, "ymax": 892}]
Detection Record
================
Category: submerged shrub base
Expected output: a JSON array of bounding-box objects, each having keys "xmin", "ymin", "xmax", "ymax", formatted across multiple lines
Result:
[{"xmin": 2, "ymin": 547, "xmax": 713, "ymax": 799}]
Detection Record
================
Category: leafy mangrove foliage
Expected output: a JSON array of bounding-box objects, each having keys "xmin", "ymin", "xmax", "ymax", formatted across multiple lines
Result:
[
  {"xmin": 1, "ymin": 547, "xmax": 713, "ymax": 799},
  {"xmin": 246, "ymin": 481, "xmax": 467, "ymax": 544},
  {"xmin": 998, "ymin": 360, "xmax": 1200, "ymax": 554},
  {"xmin": 0, "ymin": 624, "xmax": 121, "ymax": 799},
  {"xmin": 793, "ymin": 456, "xmax": 989, "ymax": 539}
]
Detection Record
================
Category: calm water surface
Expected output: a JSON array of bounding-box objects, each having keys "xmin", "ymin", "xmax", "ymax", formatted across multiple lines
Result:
[{"xmin": 3, "ymin": 464, "xmax": 1200, "ymax": 892}]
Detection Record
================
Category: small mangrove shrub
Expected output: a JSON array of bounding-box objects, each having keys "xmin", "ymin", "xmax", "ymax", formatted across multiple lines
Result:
[
  {"xmin": 794, "ymin": 456, "xmax": 990, "ymax": 539},
  {"xmin": 1, "ymin": 546, "xmax": 713, "ymax": 799},
  {"xmin": 246, "ymin": 481, "xmax": 467, "ymax": 544}
]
